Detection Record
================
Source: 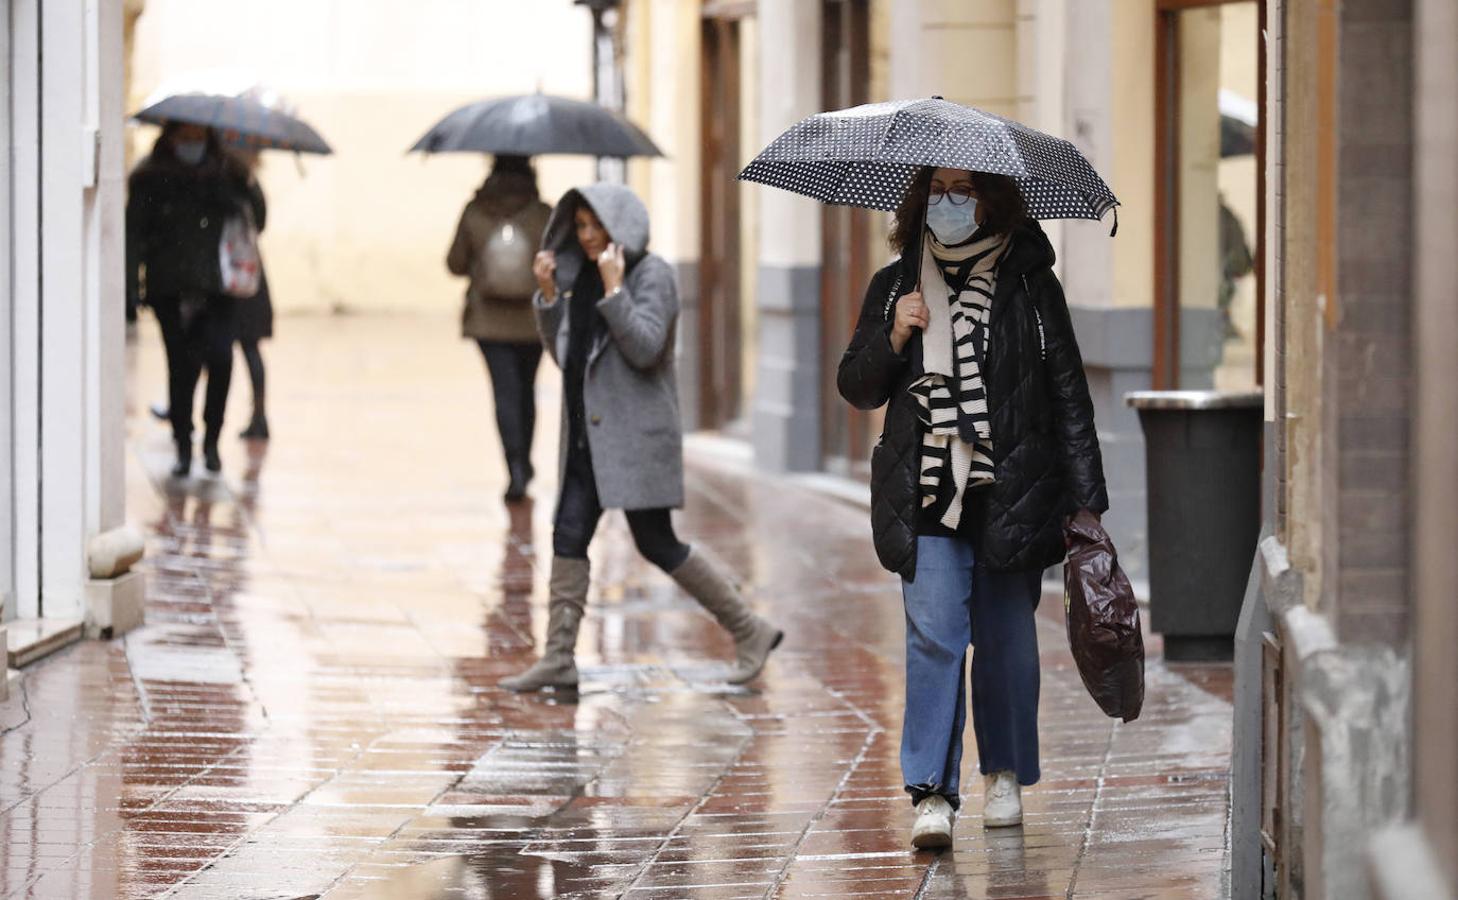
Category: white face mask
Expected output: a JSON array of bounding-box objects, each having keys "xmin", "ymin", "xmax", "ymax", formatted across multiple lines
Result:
[
  {"xmin": 174, "ymin": 140, "xmax": 207, "ymax": 166},
  {"xmin": 926, "ymin": 196, "xmax": 979, "ymax": 244}
]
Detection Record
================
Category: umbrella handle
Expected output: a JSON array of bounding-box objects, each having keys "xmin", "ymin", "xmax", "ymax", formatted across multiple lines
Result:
[{"xmin": 916, "ymin": 188, "xmax": 929, "ymax": 295}]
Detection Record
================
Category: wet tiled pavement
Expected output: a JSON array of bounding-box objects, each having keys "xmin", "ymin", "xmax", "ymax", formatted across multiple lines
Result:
[{"xmin": 2, "ymin": 316, "xmax": 1233, "ymax": 898}]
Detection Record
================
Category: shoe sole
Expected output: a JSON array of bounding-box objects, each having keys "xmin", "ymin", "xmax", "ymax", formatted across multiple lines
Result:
[
  {"xmin": 982, "ymin": 814, "xmax": 1023, "ymax": 828},
  {"xmin": 911, "ymin": 829, "xmax": 953, "ymax": 850}
]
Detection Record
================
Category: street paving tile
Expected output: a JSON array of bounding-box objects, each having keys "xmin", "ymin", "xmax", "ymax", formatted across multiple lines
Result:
[{"xmin": 0, "ymin": 316, "xmax": 1233, "ymax": 898}]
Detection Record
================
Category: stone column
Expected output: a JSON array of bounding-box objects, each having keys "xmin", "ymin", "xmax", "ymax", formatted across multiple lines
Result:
[
  {"xmin": 1059, "ymin": 0, "xmax": 1156, "ymax": 580},
  {"xmin": 1408, "ymin": 0, "xmax": 1458, "ymax": 886},
  {"xmin": 636, "ymin": 0, "xmax": 703, "ymax": 430},
  {"xmin": 751, "ymin": 0, "xmax": 821, "ymax": 472}
]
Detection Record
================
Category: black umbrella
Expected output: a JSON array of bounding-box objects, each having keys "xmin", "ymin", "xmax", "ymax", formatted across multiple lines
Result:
[
  {"xmin": 739, "ymin": 97, "xmax": 1118, "ymax": 228},
  {"xmin": 135, "ymin": 93, "xmax": 332, "ymax": 155},
  {"xmin": 1221, "ymin": 114, "xmax": 1255, "ymax": 158},
  {"xmin": 409, "ymin": 94, "xmax": 662, "ymax": 158}
]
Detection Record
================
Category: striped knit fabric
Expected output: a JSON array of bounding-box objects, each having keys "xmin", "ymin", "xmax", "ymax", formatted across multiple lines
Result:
[{"xmin": 909, "ymin": 229, "xmax": 1011, "ymax": 529}]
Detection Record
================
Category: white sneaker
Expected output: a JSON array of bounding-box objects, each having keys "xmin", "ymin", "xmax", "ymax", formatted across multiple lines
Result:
[
  {"xmin": 911, "ymin": 794, "xmax": 955, "ymax": 850},
  {"xmin": 982, "ymin": 770, "xmax": 1023, "ymax": 827}
]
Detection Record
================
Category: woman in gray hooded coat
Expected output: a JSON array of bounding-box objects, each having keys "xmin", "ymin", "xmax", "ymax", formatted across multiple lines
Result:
[{"xmin": 501, "ymin": 184, "xmax": 783, "ymax": 692}]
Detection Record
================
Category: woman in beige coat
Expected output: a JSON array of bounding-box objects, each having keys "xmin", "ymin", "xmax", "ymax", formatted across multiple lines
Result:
[{"xmin": 447, "ymin": 155, "xmax": 552, "ymax": 500}]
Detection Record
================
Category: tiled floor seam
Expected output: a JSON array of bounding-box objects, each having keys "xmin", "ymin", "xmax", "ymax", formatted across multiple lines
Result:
[
  {"xmin": 1062, "ymin": 720, "xmax": 1119, "ymax": 899},
  {"xmin": 615, "ymin": 703, "xmax": 763, "ymax": 895},
  {"xmin": 759, "ymin": 674, "xmax": 891, "ymax": 898},
  {"xmin": 155, "ymin": 728, "xmax": 392, "ymax": 898}
]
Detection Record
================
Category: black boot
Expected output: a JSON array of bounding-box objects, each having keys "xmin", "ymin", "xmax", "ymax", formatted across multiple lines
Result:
[
  {"xmin": 504, "ymin": 455, "xmax": 533, "ymax": 502},
  {"xmin": 171, "ymin": 440, "xmax": 192, "ymax": 478},
  {"xmin": 239, "ymin": 413, "xmax": 269, "ymax": 440},
  {"xmin": 203, "ymin": 434, "xmax": 222, "ymax": 473}
]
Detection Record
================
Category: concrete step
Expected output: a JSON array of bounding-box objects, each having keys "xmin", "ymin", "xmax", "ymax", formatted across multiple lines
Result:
[{"xmin": 6, "ymin": 617, "xmax": 84, "ymax": 668}]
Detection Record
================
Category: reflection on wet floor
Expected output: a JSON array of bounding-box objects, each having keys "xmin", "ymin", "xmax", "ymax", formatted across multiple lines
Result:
[{"xmin": 1, "ymin": 316, "xmax": 1233, "ymax": 899}]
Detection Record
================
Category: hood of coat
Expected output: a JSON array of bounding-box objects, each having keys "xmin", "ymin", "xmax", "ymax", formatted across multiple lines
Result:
[
  {"xmin": 543, "ymin": 183, "xmax": 651, "ymax": 264},
  {"xmin": 473, "ymin": 169, "xmax": 540, "ymax": 218}
]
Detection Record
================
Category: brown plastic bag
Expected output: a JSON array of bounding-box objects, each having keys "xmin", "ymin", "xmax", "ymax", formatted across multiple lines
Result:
[{"xmin": 1063, "ymin": 509, "xmax": 1145, "ymax": 722}]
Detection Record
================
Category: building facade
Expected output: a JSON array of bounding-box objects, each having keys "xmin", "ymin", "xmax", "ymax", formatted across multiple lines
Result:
[
  {"xmin": 126, "ymin": 0, "xmax": 598, "ymax": 317},
  {"xmin": 1, "ymin": 0, "xmax": 137, "ymax": 692},
  {"xmin": 1232, "ymin": 1, "xmax": 1457, "ymax": 897}
]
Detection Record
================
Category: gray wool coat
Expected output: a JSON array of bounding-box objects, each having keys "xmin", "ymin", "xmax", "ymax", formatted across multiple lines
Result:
[{"xmin": 533, "ymin": 183, "xmax": 685, "ymax": 511}]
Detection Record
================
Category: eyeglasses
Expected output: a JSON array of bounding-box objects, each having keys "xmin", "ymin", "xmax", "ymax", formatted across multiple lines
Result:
[{"xmin": 928, "ymin": 187, "xmax": 975, "ymax": 207}]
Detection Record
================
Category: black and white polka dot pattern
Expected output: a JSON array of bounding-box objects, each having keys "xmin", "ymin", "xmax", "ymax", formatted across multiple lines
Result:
[{"xmin": 739, "ymin": 98, "xmax": 1118, "ymax": 222}]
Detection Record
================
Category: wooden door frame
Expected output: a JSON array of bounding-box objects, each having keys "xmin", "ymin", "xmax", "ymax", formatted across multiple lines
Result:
[
  {"xmin": 698, "ymin": 14, "xmax": 743, "ymax": 430},
  {"xmin": 819, "ymin": 0, "xmax": 873, "ymax": 475},
  {"xmin": 1153, "ymin": 0, "xmax": 1266, "ymax": 389}
]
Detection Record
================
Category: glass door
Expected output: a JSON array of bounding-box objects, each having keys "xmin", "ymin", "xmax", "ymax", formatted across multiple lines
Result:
[{"xmin": 1156, "ymin": 0, "xmax": 1264, "ymax": 390}]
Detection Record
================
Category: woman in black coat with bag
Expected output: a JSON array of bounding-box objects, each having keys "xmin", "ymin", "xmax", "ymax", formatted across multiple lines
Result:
[
  {"xmin": 127, "ymin": 122, "xmax": 260, "ymax": 475},
  {"xmin": 232, "ymin": 148, "xmax": 272, "ymax": 441},
  {"xmin": 837, "ymin": 166, "xmax": 1107, "ymax": 849}
]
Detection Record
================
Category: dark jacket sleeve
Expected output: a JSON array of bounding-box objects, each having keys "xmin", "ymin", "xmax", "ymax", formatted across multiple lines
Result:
[
  {"xmin": 1032, "ymin": 269, "xmax": 1109, "ymax": 514},
  {"xmin": 837, "ymin": 266, "xmax": 909, "ymax": 411},
  {"xmin": 125, "ymin": 170, "xmax": 150, "ymax": 308},
  {"xmin": 446, "ymin": 205, "xmax": 473, "ymax": 277},
  {"xmin": 247, "ymin": 179, "xmax": 267, "ymax": 232}
]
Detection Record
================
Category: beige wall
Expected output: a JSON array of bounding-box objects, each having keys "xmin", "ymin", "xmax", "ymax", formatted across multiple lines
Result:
[
  {"xmin": 891, "ymin": 0, "xmax": 1019, "ymax": 115},
  {"xmin": 1279, "ymin": 0, "xmax": 1330, "ymax": 610},
  {"xmin": 738, "ymin": 17, "xmax": 761, "ymax": 404},
  {"xmin": 624, "ymin": 0, "xmax": 700, "ymax": 265},
  {"xmin": 129, "ymin": 0, "xmax": 596, "ymax": 316},
  {"xmin": 1109, "ymin": 0, "xmax": 1155, "ymax": 311}
]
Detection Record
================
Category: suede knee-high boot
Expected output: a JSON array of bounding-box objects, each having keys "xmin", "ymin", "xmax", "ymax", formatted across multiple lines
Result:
[
  {"xmin": 670, "ymin": 548, "xmax": 783, "ymax": 684},
  {"xmin": 501, "ymin": 556, "xmax": 590, "ymax": 692}
]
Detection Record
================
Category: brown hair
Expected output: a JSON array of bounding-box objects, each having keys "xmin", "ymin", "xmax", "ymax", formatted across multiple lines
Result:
[{"xmin": 889, "ymin": 168, "xmax": 1028, "ymax": 254}]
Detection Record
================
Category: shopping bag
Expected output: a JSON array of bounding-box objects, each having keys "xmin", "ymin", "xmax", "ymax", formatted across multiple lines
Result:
[{"xmin": 1064, "ymin": 509, "xmax": 1145, "ymax": 722}]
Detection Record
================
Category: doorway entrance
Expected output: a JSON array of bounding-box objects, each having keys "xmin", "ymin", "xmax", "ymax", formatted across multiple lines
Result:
[{"xmin": 1154, "ymin": 0, "xmax": 1266, "ymax": 390}]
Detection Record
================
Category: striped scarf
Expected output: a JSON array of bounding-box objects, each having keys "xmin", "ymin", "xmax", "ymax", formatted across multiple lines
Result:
[{"xmin": 909, "ymin": 229, "xmax": 1011, "ymax": 529}]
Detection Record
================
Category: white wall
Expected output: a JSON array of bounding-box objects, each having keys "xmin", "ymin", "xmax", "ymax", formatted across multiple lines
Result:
[
  {"xmin": 8, "ymin": 0, "xmax": 42, "ymax": 620},
  {"xmin": 129, "ymin": 0, "xmax": 598, "ymax": 315},
  {"xmin": 2, "ymin": 0, "xmax": 128, "ymax": 621},
  {"xmin": 0, "ymin": 0, "xmax": 12, "ymax": 623}
]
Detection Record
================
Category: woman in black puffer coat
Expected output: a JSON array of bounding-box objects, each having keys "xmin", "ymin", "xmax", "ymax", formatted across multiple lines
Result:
[
  {"xmin": 127, "ymin": 123, "xmax": 259, "ymax": 476},
  {"xmin": 838, "ymin": 166, "xmax": 1106, "ymax": 850}
]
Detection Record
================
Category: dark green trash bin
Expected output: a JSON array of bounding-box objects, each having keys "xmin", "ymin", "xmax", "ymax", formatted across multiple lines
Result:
[{"xmin": 1126, "ymin": 390, "xmax": 1263, "ymax": 662}]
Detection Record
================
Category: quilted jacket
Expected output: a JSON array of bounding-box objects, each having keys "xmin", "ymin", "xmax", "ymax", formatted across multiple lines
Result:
[{"xmin": 837, "ymin": 220, "xmax": 1108, "ymax": 579}]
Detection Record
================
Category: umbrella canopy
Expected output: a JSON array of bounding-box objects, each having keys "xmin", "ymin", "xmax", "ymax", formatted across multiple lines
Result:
[
  {"xmin": 410, "ymin": 94, "xmax": 662, "ymax": 158},
  {"xmin": 738, "ymin": 97, "xmax": 1118, "ymax": 225},
  {"xmin": 134, "ymin": 93, "xmax": 332, "ymax": 155}
]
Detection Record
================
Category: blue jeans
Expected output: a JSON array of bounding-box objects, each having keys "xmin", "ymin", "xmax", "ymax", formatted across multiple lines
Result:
[{"xmin": 901, "ymin": 535, "xmax": 1042, "ymax": 809}]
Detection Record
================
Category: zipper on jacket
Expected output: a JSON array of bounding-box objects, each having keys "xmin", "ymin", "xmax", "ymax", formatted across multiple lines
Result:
[
  {"xmin": 1023, "ymin": 274, "xmax": 1046, "ymax": 360},
  {"xmin": 883, "ymin": 271, "xmax": 904, "ymax": 321}
]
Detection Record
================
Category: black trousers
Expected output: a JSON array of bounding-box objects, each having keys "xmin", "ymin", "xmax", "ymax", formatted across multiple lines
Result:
[
  {"xmin": 238, "ymin": 338, "xmax": 265, "ymax": 415},
  {"xmin": 476, "ymin": 340, "xmax": 543, "ymax": 470},
  {"xmin": 152, "ymin": 295, "xmax": 237, "ymax": 446},
  {"xmin": 553, "ymin": 445, "xmax": 690, "ymax": 573}
]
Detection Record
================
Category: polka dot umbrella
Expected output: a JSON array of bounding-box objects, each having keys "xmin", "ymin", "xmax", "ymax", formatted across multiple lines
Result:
[{"xmin": 738, "ymin": 97, "xmax": 1118, "ymax": 231}]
